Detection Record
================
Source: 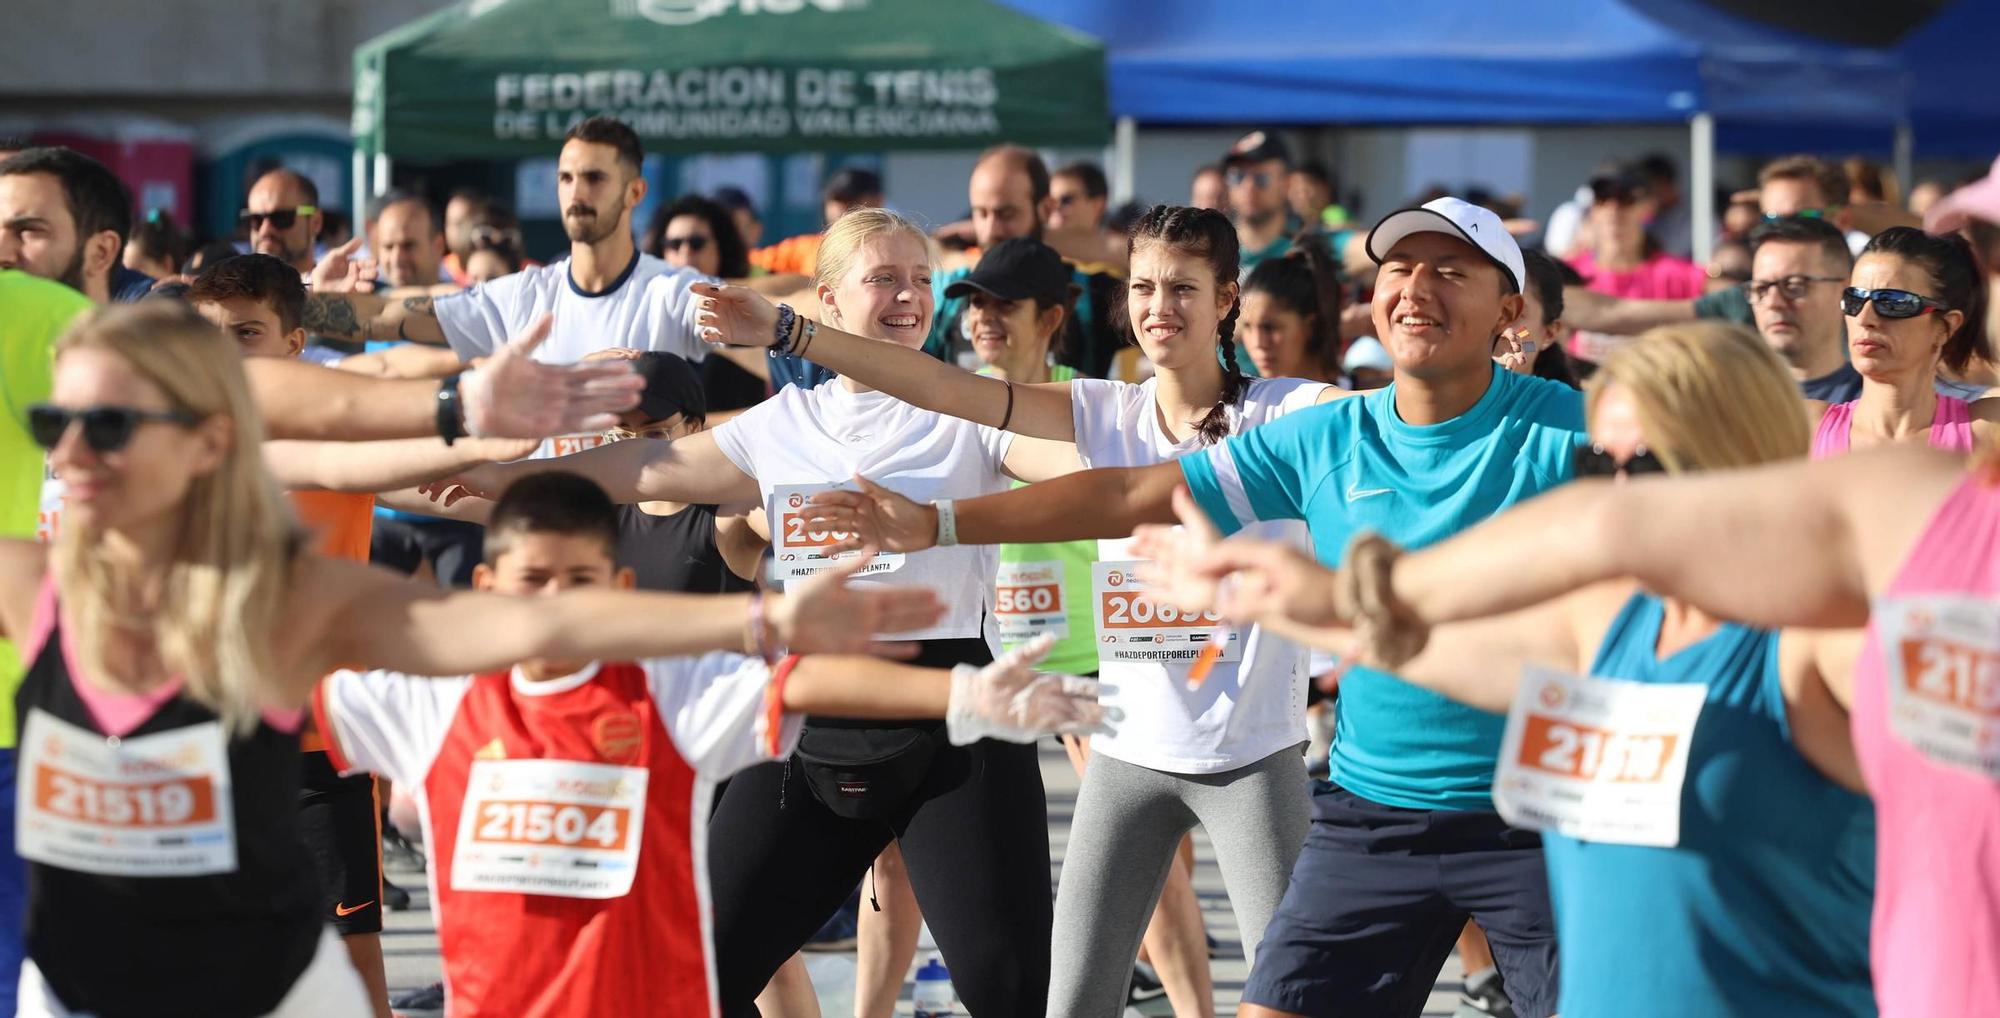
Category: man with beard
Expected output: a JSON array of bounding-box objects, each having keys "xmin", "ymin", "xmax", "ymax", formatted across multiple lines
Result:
[
  {"xmin": 0, "ymin": 147, "xmax": 142, "ymax": 305},
  {"xmin": 299, "ymin": 117, "xmax": 710, "ymax": 369},
  {"xmin": 1225, "ymin": 131, "xmax": 1304, "ymax": 277},
  {"xmin": 244, "ymin": 167, "xmax": 324, "ymax": 277}
]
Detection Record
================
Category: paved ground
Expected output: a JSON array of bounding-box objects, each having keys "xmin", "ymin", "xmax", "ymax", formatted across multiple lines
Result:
[{"xmin": 382, "ymin": 742, "xmax": 1467, "ymax": 1016}]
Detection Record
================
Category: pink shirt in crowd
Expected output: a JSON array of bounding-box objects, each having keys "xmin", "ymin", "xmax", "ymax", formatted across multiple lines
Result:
[
  {"xmin": 1853, "ymin": 471, "xmax": 2000, "ymax": 1016},
  {"xmin": 1565, "ymin": 251, "xmax": 1708, "ymax": 361},
  {"xmin": 1812, "ymin": 394, "xmax": 1976, "ymax": 459}
]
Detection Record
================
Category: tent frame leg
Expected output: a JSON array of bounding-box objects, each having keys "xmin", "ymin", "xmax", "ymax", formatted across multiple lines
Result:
[
  {"xmin": 1112, "ymin": 116, "xmax": 1137, "ymax": 205},
  {"xmin": 1689, "ymin": 112, "xmax": 1715, "ymax": 268}
]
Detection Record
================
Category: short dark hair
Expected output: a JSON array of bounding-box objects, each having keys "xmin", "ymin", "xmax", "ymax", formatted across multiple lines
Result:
[
  {"xmin": 1054, "ymin": 161, "xmax": 1108, "ymax": 201},
  {"xmin": 1293, "ymin": 161, "xmax": 1337, "ymax": 191},
  {"xmin": 252, "ymin": 166, "xmax": 320, "ymax": 207},
  {"xmin": 646, "ymin": 194, "xmax": 749, "ymax": 278},
  {"xmin": 563, "ymin": 116, "xmax": 644, "ymax": 175},
  {"xmin": 1520, "ymin": 249, "xmax": 1576, "ymax": 323},
  {"xmin": 1748, "ymin": 215, "xmax": 1854, "ymax": 274},
  {"xmin": 127, "ymin": 208, "xmax": 188, "ymax": 273},
  {"xmin": 1861, "ymin": 226, "xmax": 1991, "ymax": 375},
  {"xmin": 483, "ymin": 471, "xmax": 621, "ymax": 566},
  {"xmin": 0, "ymin": 146, "xmax": 134, "ymax": 248},
  {"xmin": 977, "ymin": 144, "xmax": 1051, "ymax": 205},
  {"xmin": 187, "ymin": 240, "xmax": 243, "ymax": 273},
  {"xmin": 1635, "ymin": 153, "xmax": 1678, "ymax": 186},
  {"xmin": 187, "ymin": 253, "xmax": 307, "ymax": 333},
  {"xmin": 823, "ymin": 166, "xmax": 882, "ymax": 205}
]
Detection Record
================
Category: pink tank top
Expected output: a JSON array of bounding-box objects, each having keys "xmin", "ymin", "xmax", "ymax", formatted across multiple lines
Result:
[
  {"xmin": 1853, "ymin": 471, "xmax": 2000, "ymax": 1016},
  {"xmin": 1811, "ymin": 394, "xmax": 1976, "ymax": 459}
]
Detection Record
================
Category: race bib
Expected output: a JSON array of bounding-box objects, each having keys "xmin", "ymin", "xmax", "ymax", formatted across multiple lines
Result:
[
  {"xmin": 1876, "ymin": 594, "xmax": 2000, "ymax": 780},
  {"xmin": 452, "ymin": 759, "xmax": 648, "ymax": 900},
  {"xmin": 16, "ymin": 709, "xmax": 237, "ymax": 876},
  {"xmin": 769, "ymin": 483, "xmax": 904, "ymax": 582},
  {"xmin": 995, "ymin": 560, "xmax": 1068, "ymax": 644},
  {"xmin": 1092, "ymin": 560, "xmax": 1237, "ymax": 665},
  {"xmin": 1493, "ymin": 666, "xmax": 1705, "ymax": 847}
]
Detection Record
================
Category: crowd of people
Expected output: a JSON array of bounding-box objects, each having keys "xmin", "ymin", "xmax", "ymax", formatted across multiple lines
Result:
[{"xmin": 1, "ymin": 111, "xmax": 1998, "ymax": 1018}]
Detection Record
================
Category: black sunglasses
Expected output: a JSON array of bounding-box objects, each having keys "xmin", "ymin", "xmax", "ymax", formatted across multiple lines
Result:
[
  {"xmin": 238, "ymin": 205, "xmax": 316, "ymax": 231},
  {"xmin": 663, "ymin": 235, "xmax": 710, "ymax": 253},
  {"xmin": 1840, "ymin": 287, "xmax": 1952, "ymax": 319},
  {"xmin": 1226, "ymin": 169, "xmax": 1273, "ymax": 188},
  {"xmin": 28, "ymin": 404, "xmax": 200, "ymax": 453},
  {"xmin": 1573, "ymin": 443, "xmax": 1667, "ymax": 479}
]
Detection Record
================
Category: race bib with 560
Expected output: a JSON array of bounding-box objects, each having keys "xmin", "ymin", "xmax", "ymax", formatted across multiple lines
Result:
[
  {"xmin": 995, "ymin": 560, "xmax": 1068, "ymax": 644},
  {"xmin": 16, "ymin": 709, "xmax": 237, "ymax": 876},
  {"xmin": 1092, "ymin": 561, "xmax": 1238, "ymax": 665},
  {"xmin": 1493, "ymin": 666, "xmax": 1706, "ymax": 847},
  {"xmin": 451, "ymin": 758, "xmax": 649, "ymax": 900},
  {"xmin": 769, "ymin": 483, "xmax": 905, "ymax": 582},
  {"xmin": 1875, "ymin": 594, "xmax": 2000, "ymax": 781}
]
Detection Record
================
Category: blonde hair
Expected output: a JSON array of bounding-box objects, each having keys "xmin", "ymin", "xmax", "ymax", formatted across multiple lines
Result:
[
  {"xmin": 53, "ymin": 303, "xmax": 301, "ymax": 734},
  {"xmin": 1586, "ymin": 321, "xmax": 1811, "ymax": 472},
  {"xmin": 813, "ymin": 206, "xmax": 936, "ymax": 295}
]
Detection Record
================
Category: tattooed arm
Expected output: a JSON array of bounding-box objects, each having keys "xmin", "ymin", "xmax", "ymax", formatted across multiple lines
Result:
[{"xmin": 302, "ymin": 291, "xmax": 448, "ymax": 346}]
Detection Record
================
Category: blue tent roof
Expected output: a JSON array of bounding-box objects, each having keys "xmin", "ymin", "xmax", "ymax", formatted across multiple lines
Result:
[{"xmin": 997, "ymin": 0, "xmax": 1909, "ymax": 129}]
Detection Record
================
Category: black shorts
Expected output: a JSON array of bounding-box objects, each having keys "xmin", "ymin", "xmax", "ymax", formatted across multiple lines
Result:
[
  {"xmin": 298, "ymin": 750, "xmax": 384, "ymax": 936},
  {"xmin": 369, "ymin": 515, "xmax": 483, "ymax": 588},
  {"xmin": 1243, "ymin": 782, "xmax": 1559, "ymax": 1018}
]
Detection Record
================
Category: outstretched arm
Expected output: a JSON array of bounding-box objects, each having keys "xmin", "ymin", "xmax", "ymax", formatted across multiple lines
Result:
[
  {"xmin": 300, "ymin": 551, "xmax": 941, "ymax": 695},
  {"xmin": 1559, "ymin": 287, "xmax": 1697, "ymax": 336},
  {"xmin": 302, "ymin": 291, "xmax": 447, "ymax": 346},
  {"xmin": 693, "ymin": 281, "xmax": 1077, "ymax": 441},
  {"xmin": 444, "ymin": 429, "xmax": 762, "ymax": 508},
  {"xmin": 806, "ymin": 461, "xmax": 1184, "ymax": 553},
  {"xmin": 263, "ymin": 437, "xmax": 537, "ymax": 493}
]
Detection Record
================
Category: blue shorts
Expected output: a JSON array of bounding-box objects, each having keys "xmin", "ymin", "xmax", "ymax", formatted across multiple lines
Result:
[
  {"xmin": 0, "ymin": 747, "xmax": 21, "ymax": 1016},
  {"xmin": 1243, "ymin": 782, "xmax": 1559, "ymax": 1018}
]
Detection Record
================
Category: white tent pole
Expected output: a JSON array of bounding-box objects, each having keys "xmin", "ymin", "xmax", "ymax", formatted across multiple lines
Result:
[
  {"xmin": 1112, "ymin": 116, "xmax": 1137, "ymax": 205},
  {"xmin": 373, "ymin": 153, "xmax": 392, "ymax": 198},
  {"xmin": 1893, "ymin": 120, "xmax": 1914, "ymax": 204},
  {"xmin": 1690, "ymin": 112, "xmax": 1715, "ymax": 267},
  {"xmin": 352, "ymin": 148, "xmax": 369, "ymax": 226}
]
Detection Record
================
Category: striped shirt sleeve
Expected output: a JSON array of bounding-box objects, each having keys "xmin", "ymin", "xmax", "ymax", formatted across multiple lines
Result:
[{"xmin": 1176, "ymin": 416, "xmax": 1314, "ymax": 536}]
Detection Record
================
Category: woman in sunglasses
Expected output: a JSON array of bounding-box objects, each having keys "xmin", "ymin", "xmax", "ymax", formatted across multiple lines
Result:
[
  {"xmin": 1134, "ymin": 321, "xmax": 1877, "ymax": 1018},
  {"xmin": 0, "ymin": 302, "xmax": 1041, "ymax": 1018},
  {"xmin": 1810, "ymin": 225, "xmax": 1997, "ymax": 457}
]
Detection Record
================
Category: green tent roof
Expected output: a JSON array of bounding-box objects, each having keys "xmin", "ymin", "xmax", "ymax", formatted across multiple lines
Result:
[{"xmin": 353, "ymin": 0, "xmax": 1108, "ymax": 159}]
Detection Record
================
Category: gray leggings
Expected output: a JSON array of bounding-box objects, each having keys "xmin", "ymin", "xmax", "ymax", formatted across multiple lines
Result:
[{"xmin": 1048, "ymin": 744, "xmax": 1311, "ymax": 1016}]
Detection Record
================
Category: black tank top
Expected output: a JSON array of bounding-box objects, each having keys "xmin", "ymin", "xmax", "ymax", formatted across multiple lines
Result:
[
  {"xmin": 16, "ymin": 620, "xmax": 321, "ymax": 1017},
  {"xmin": 616, "ymin": 502, "xmax": 755, "ymax": 595}
]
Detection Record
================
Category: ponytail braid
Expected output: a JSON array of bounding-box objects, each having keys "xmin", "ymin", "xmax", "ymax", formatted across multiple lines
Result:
[{"xmin": 1195, "ymin": 299, "xmax": 1248, "ymax": 444}]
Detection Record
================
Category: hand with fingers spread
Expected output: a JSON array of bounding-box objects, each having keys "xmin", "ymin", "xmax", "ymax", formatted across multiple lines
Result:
[
  {"xmin": 310, "ymin": 236, "xmax": 378, "ymax": 295},
  {"xmin": 946, "ymin": 634, "xmax": 1112, "ymax": 745},
  {"xmin": 1133, "ymin": 487, "xmax": 1346, "ymax": 633},
  {"xmin": 461, "ymin": 314, "xmax": 645, "ymax": 439},
  {"xmin": 691, "ymin": 280, "xmax": 783, "ymax": 348},
  {"xmin": 770, "ymin": 549, "xmax": 945, "ymax": 656},
  {"xmin": 805, "ymin": 476, "xmax": 939, "ymax": 555}
]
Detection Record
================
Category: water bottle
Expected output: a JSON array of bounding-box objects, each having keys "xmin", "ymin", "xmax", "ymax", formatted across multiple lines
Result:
[{"xmin": 911, "ymin": 956, "xmax": 955, "ymax": 1018}]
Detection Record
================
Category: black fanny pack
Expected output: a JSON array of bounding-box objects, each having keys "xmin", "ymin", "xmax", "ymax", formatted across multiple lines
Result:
[{"xmin": 794, "ymin": 721, "xmax": 946, "ymax": 820}]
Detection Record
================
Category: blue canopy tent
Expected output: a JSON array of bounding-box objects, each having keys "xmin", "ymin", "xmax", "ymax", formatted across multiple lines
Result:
[{"xmin": 998, "ymin": 0, "xmax": 1922, "ymax": 260}]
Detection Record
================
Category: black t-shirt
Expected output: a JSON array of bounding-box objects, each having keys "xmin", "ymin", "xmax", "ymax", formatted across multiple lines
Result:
[
  {"xmin": 616, "ymin": 503, "xmax": 755, "ymax": 594},
  {"xmin": 1801, "ymin": 363, "xmax": 1865, "ymax": 404}
]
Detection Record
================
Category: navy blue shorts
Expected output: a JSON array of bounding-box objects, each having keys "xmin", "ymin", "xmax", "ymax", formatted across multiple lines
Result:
[{"xmin": 1243, "ymin": 782, "xmax": 1559, "ymax": 1018}]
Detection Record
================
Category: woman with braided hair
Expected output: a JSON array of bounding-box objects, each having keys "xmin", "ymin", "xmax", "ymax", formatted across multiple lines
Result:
[{"xmin": 695, "ymin": 204, "xmax": 1350, "ymax": 1015}]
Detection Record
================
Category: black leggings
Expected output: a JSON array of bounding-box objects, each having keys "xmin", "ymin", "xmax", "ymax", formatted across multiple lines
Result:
[{"xmin": 707, "ymin": 638, "xmax": 1053, "ymax": 1017}]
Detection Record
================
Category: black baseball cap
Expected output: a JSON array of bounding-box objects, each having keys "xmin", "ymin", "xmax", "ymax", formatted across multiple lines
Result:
[
  {"xmin": 942, "ymin": 238, "xmax": 1072, "ymax": 305},
  {"xmin": 632, "ymin": 351, "xmax": 707, "ymax": 424},
  {"xmin": 1589, "ymin": 165, "xmax": 1652, "ymax": 205},
  {"xmin": 1223, "ymin": 129, "xmax": 1292, "ymax": 168}
]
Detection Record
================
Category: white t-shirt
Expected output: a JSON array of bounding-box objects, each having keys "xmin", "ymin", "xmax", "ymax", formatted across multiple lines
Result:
[
  {"xmin": 435, "ymin": 252, "xmax": 712, "ymax": 365},
  {"xmin": 434, "ymin": 252, "xmax": 713, "ymax": 458},
  {"xmin": 1071, "ymin": 375, "xmax": 1327, "ymax": 773},
  {"xmin": 711, "ymin": 380, "xmax": 1014, "ymax": 643}
]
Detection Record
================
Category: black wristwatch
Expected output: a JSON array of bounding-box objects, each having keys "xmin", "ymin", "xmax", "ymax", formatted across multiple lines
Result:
[{"xmin": 436, "ymin": 373, "xmax": 465, "ymax": 445}]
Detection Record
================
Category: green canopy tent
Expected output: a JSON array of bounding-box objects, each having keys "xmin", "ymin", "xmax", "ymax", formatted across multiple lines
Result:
[{"xmin": 350, "ymin": 0, "xmax": 1108, "ymax": 213}]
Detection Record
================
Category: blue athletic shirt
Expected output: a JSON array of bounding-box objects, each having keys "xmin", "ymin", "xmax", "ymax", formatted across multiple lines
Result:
[
  {"xmin": 1180, "ymin": 363, "xmax": 1585, "ymax": 809},
  {"xmin": 1553, "ymin": 594, "xmax": 1875, "ymax": 1017}
]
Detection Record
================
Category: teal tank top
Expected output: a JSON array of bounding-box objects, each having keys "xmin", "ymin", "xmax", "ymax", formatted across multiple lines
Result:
[{"xmin": 1549, "ymin": 593, "xmax": 1876, "ymax": 1016}]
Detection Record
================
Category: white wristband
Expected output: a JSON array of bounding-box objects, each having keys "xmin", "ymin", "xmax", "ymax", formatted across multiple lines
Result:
[{"xmin": 934, "ymin": 498, "xmax": 959, "ymax": 548}]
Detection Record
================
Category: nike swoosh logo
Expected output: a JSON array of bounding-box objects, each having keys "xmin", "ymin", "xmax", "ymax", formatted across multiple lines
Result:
[
  {"xmin": 1346, "ymin": 485, "xmax": 1393, "ymax": 500},
  {"xmin": 334, "ymin": 901, "xmax": 375, "ymax": 917}
]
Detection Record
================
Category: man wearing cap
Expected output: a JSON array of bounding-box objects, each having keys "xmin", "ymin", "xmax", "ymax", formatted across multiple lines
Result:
[
  {"xmin": 1169, "ymin": 197, "xmax": 1578, "ymax": 1018},
  {"xmin": 1224, "ymin": 131, "xmax": 1305, "ymax": 277}
]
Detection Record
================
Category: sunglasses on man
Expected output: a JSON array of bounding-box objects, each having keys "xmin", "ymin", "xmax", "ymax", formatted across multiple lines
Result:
[
  {"xmin": 1226, "ymin": 169, "xmax": 1274, "ymax": 188},
  {"xmin": 238, "ymin": 205, "xmax": 317, "ymax": 231},
  {"xmin": 1840, "ymin": 287, "xmax": 1953, "ymax": 319},
  {"xmin": 28, "ymin": 404, "xmax": 200, "ymax": 454}
]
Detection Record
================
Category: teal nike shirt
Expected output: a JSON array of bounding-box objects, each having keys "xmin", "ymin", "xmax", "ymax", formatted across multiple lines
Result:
[{"xmin": 1180, "ymin": 363, "xmax": 1587, "ymax": 809}]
